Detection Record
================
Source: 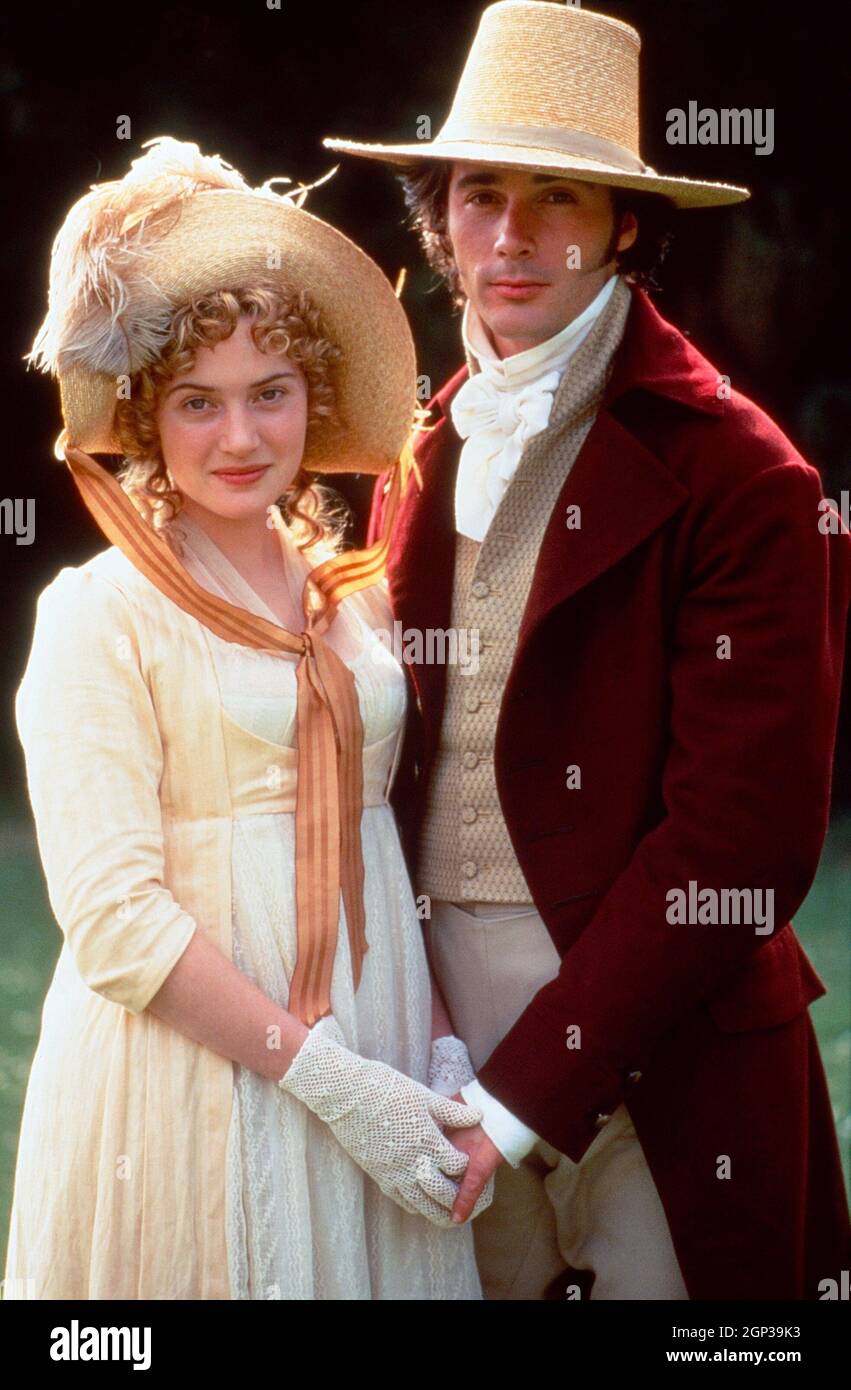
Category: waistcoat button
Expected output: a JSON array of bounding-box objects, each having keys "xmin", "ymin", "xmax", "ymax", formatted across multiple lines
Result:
[
  {"xmin": 464, "ymin": 692, "xmax": 480, "ymax": 713},
  {"xmin": 462, "ymin": 751, "xmax": 478, "ymax": 769},
  {"xmin": 471, "ymin": 580, "xmax": 490, "ymax": 598},
  {"xmin": 461, "ymin": 860, "xmax": 478, "ymax": 878},
  {"xmin": 461, "ymin": 805, "xmax": 477, "ymax": 823}
]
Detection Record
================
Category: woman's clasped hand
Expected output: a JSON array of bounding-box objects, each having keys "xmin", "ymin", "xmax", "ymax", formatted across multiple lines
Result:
[{"xmin": 279, "ymin": 1014, "xmax": 495, "ymax": 1226}]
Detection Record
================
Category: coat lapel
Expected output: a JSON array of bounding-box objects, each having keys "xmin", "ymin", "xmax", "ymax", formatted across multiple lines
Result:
[
  {"xmin": 515, "ymin": 285, "xmax": 723, "ymax": 645},
  {"xmin": 516, "ymin": 410, "xmax": 690, "ymax": 648}
]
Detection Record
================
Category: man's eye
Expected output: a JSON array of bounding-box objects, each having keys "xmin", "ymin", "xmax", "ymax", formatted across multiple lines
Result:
[
  {"xmin": 545, "ymin": 190, "xmax": 576, "ymax": 203},
  {"xmin": 468, "ymin": 191, "xmax": 496, "ymax": 205}
]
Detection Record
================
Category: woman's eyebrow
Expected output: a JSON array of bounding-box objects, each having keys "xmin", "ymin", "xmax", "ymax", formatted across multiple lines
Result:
[{"xmin": 165, "ymin": 371, "xmax": 298, "ymax": 397}]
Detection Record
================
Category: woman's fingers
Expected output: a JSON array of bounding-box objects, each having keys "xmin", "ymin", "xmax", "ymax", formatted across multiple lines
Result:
[
  {"xmin": 415, "ymin": 1153, "xmax": 461, "ymax": 1209},
  {"xmin": 427, "ymin": 1092, "xmax": 482, "ymax": 1131}
]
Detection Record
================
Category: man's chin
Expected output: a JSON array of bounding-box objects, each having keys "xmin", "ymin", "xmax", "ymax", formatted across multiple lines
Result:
[{"xmin": 476, "ymin": 303, "xmax": 563, "ymax": 355}]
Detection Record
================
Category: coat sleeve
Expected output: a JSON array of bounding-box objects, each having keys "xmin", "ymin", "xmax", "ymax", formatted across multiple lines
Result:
[
  {"xmin": 15, "ymin": 566, "xmax": 198, "ymax": 1014},
  {"xmin": 476, "ymin": 458, "xmax": 851, "ymax": 1161}
]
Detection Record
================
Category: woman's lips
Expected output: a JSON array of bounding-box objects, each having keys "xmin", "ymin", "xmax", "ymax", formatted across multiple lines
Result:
[
  {"xmin": 490, "ymin": 282, "xmax": 547, "ymax": 301},
  {"xmin": 212, "ymin": 466, "xmax": 270, "ymax": 486}
]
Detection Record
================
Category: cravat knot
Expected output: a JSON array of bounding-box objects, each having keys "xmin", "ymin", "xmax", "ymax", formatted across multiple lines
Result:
[
  {"xmin": 451, "ymin": 370, "xmax": 560, "ymax": 442},
  {"xmin": 451, "ymin": 369, "xmax": 561, "ymax": 542}
]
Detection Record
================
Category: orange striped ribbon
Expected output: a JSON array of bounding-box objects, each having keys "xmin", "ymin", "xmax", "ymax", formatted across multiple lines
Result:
[{"xmin": 62, "ymin": 441, "xmax": 419, "ymax": 1025}]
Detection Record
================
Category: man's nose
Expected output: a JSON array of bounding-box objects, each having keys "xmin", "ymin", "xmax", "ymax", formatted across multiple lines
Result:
[
  {"xmin": 218, "ymin": 404, "xmax": 260, "ymax": 456},
  {"xmin": 493, "ymin": 200, "xmax": 535, "ymax": 257}
]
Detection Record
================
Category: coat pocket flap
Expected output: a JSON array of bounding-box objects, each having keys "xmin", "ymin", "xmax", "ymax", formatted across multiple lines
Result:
[{"xmin": 705, "ymin": 927, "xmax": 826, "ymax": 1032}]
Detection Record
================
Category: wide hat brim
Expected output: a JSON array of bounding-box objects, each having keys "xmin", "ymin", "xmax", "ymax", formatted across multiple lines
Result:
[
  {"xmin": 56, "ymin": 187, "xmax": 418, "ymax": 474},
  {"xmin": 322, "ymin": 136, "xmax": 750, "ymax": 209}
]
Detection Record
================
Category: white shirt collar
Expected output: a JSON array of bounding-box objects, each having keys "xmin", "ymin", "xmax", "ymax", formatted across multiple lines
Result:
[{"xmin": 461, "ymin": 273, "xmax": 619, "ymax": 390}]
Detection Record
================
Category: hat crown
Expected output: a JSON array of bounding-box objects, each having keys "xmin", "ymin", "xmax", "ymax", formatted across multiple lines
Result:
[
  {"xmin": 440, "ymin": 1, "xmax": 641, "ymax": 161},
  {"xmin": 322, "ymin": 0, "xmax": 750, "ymax": 208}
]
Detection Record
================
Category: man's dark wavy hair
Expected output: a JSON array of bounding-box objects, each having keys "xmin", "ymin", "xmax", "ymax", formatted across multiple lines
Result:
[{"xmin": 395, "ymin": 161, "xmax": 675, "ymax": 307}]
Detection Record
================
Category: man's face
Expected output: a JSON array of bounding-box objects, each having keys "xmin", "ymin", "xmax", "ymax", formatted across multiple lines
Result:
[{"xmin": 446, "ymin": 163, "xmax": 637, "ymax": 357}]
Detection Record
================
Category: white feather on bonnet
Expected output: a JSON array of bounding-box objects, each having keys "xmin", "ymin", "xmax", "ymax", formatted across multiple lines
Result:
[{"xmin": 27, "ymin": 136, "xmax": 319, "ymax": 380}]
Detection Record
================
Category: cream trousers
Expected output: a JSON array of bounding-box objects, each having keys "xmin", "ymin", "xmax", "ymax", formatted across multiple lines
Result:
[{"xmin": 429, "ymin": 899, "xmax": 689, "ymax": 1301}]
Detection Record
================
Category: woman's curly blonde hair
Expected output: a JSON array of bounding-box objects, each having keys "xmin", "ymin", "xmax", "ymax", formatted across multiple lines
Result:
[{"xmin": 115, "ymin": 281, "xmax": 349, "ymax": 556}]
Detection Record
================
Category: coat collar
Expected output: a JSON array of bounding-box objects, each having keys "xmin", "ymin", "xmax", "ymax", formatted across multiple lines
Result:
[{"xmin": 427, "ymin": 285, "xmax": 725, "ymax": 424}]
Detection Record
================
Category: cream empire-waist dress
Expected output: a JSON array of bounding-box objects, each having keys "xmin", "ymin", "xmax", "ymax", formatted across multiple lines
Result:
[
  {"xmin": 8, "ymin": 507, "xmax": 483, "ymax": 1302},
  {"xmin": 171, "ymin": 512, "xmax": 482, "ymax": 1300}
]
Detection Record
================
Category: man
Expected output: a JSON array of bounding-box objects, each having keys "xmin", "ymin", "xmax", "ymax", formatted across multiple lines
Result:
[{"xmin": 323, "ymin": 1, "xmax": 851, "ymax": 1299}]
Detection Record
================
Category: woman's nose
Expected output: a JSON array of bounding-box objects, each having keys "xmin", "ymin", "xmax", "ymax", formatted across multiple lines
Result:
[{"xmin": 218, "ymin": 405, "xmax": 260, "ymax": 456}]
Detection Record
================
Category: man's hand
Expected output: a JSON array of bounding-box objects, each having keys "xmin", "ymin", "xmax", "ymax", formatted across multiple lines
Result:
[{"xmin": 446, "ymin": 1090, "xmax": 504, "ymax": 1222}]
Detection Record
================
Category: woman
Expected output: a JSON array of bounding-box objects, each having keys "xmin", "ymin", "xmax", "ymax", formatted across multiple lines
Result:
[{"xmin": 5, "ymin": 137, "xmax": 489, "ymax": 1300}]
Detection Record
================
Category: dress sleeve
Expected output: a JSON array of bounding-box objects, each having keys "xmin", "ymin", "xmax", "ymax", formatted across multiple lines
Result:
[{"xmin": 15, "ymin": 566, "xmax": 198, "ymax": 1014}]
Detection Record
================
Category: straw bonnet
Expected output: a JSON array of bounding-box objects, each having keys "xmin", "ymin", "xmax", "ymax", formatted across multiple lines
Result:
[
  {"xmin": 324, "ymin": 0, "xmax": 750, "ymax": 209},
  {"xmin": 26, "ymin": 137, "xmax": 423, "ymax": 1026},
  {"xmin": 28, "ymin": 135, "xmax": 417, "ymax": 469}
]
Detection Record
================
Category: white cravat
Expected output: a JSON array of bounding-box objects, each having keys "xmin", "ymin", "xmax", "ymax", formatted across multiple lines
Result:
[{"xmin": 451, "ymin": 275, "xmax": 618, "ymax": 542}]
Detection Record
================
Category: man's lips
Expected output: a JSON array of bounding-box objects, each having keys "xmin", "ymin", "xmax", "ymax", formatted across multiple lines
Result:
[{"xmin": 489, "ymin": 279, "xmax": 549, "ymax": 300}]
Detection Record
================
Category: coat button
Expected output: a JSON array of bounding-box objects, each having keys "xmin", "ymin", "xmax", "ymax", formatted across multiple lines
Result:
[
  {"xmin": 464, "ymin": 692, "xmax": 480, "ymax": 713},
  {"xmin": 462, "ymin": 751, "xmax": 478, "ymax": 769},
  {"xmin": 628, "ymin": 1070, "xmax": 642, "ymax": 1084},
  {"xmin": 471, "ymin": 580, "xmax": 490, "ymax": 599},
  {"xmin": 593, "ymin": 1113, "xmax": 611, "ymax": 1129},
  {"xmin": 461, "ymin": 860, "xmax": 478, "ymax": 878},
  {"xmin": 461, "ymin": 805, "xmax": 477, "ymax": 823}
]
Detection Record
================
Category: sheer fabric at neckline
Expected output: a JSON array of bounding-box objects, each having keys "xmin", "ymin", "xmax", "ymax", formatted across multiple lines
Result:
[{"xmin": 163, "ymin": 508, "xmax": 376, "ymax": 666}]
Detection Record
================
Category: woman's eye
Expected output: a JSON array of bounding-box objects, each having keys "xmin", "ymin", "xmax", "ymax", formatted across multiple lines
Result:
[
  {"xmin": 257, "ymin": 387, "xmax": 287, "ymax": 403},
  {"xmin": 182, "ymin": 396, "xmax": 212, "ymax": 412}
]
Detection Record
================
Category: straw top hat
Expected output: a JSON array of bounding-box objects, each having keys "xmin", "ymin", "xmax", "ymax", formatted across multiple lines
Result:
[
  {"xmin": 28, "ymin": 136, "xmax": 418, "ymax": 471},
  {"xmin": 324, "ymin": 0, "xmax": 750, "ymax": 209}
]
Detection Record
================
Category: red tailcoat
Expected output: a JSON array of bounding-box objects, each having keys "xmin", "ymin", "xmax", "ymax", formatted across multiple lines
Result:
[{"xmin": 368, "ymin": 285, "xmax": 851, "ymax": 1300}]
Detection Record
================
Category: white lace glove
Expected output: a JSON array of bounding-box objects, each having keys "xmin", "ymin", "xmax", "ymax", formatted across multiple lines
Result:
[
  {"xmin": 278, "ymin": 1015, "xmax": 487, "ymax": 1227},
  {"xmin": 428, "ymin": 1034, "xmax": 476, "ymax": 1096}
]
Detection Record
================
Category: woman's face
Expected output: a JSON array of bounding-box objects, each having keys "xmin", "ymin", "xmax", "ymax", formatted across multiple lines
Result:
[{"xmin": 155, "ymin": 315, "xmax": 309, "ymax": 526}]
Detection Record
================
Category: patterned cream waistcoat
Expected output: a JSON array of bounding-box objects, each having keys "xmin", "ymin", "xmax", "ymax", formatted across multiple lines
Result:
[{"xmin": 417, "ymin": 275, "xmax": 632, "ymax": 902}]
